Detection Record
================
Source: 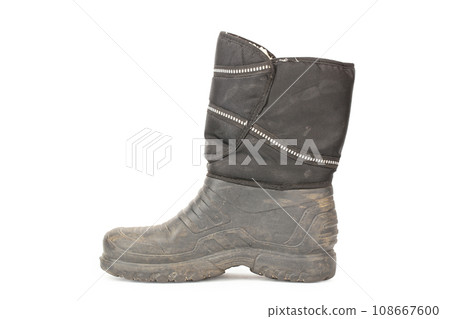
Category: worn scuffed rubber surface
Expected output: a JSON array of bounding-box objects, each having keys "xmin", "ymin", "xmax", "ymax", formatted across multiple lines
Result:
[{"xmin": 100, "ymin": 177, "xmax": 338, "ymax": 282}]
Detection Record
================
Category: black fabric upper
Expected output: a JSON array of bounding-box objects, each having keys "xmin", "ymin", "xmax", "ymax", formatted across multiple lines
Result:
[{"xmin": 205, "ymin": 32, "xmax": 355, "ymax": 189}]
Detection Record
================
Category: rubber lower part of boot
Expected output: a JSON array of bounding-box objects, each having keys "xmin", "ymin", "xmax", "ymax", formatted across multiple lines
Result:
[{"xmin": 100, "ymin": 177, "xmax": 338, "ymax": 283}]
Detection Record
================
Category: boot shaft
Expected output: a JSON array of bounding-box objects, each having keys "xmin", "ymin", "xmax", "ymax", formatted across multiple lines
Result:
[{"xmin": 205, "ymin": 32, "xmax": 355, "ymax": 189}]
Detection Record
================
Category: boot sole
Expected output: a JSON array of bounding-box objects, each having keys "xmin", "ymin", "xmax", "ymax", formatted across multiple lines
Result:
[{"xmin": 100, "ymin": 248, "xmax": 336, "ymax": 283}]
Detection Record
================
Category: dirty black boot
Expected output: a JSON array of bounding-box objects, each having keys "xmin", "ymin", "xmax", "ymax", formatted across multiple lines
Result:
[{"xmin": 100, "ymin": 32, "xmax": 355, "ymax": 282}]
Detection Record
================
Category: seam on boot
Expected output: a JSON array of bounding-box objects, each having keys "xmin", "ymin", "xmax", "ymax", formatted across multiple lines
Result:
[{"xmin": 206, "ymin": 173, "xmax": 332, "ymax": 190}]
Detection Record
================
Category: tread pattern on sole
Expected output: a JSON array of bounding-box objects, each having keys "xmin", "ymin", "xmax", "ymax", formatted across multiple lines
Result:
[{"xmin": 100, "ymin": 249, "xmax": 336, "ymax": 283}]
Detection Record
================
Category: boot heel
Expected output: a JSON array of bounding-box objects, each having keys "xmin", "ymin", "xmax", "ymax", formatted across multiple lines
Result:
[{"xmin": 250, "ymin": 250, "xmax": 336, "ymax": 282}]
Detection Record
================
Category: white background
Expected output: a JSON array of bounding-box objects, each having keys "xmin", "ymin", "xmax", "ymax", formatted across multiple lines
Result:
[{"xmin": 0, "ymin": 1, "xmax": 449, "ymax": 318}]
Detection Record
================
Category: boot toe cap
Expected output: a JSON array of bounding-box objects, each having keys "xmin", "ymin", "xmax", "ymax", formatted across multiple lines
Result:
[{"xmin": 102, "ymin": 227, "xmax": 165, "ymax": 262}]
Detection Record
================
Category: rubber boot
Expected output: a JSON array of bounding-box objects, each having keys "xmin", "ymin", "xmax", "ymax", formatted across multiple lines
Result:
[{"xmin": 100, "ymin": 32, "xmax": 355, "ymax": 282}]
